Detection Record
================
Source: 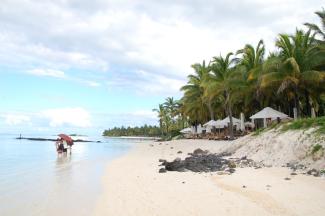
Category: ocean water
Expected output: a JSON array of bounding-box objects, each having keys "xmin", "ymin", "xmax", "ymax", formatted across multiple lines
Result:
[{"xmin": 0, "ymin": 134, "xmax": 137, "ymax": 216}]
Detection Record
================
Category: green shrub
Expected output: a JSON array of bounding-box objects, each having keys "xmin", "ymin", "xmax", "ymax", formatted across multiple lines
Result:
[
  {"xmin": 281, "ymin": 117, "xmax": 325, "ymax": 134},
  {"xmin": 312, "ymin": 144, "xmax": 323, "ymax": 154},
  {"xmin": 252, "ymin": 127, "xmax": 266, "ymax": 136}
]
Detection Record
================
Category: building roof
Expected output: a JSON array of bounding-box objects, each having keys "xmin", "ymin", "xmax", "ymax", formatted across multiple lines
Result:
[{"xmin": 250, "ymin": 107, "xmax": 289, "ymax": 119}]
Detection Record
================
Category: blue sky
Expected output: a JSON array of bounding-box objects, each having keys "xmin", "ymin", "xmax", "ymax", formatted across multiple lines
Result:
[{"xmin": 0, "ymin": 0, "xmax": 323, "ymax": 135}]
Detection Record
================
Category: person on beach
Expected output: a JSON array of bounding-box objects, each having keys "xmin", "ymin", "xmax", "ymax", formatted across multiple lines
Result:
[
  {"xmin": 56, "ymin": 138, "xmax": 64, "ymax": 154},
  {"xmin": 62, "ymin": 140, "xmax": 68, "ymax": 153}
]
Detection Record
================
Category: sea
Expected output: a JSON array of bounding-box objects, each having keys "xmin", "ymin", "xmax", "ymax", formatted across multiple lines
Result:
[{"xmin": 0, "ymin": 133, "xmax": 147, "ymax": 216}]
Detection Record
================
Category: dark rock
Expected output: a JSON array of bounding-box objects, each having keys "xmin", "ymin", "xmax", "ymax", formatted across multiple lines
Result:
[
  {"xmin": 228, "ymin": 161, "xmax": 236, "ymax": 168},
  {"xmin": 170, "ymin": 147, "xmax": 174, "ymax": 149},
  {"xmin": 182, "ymin": 181, "xmax": 185, "ymax": 184},
  {"xmin": 307, "ymin": 169, "xmax": 320, "ymax": 177},
  {"xmin": 242, "ymin": 185, "xmax": 246, "ymax": 188},
  {"xmin": 241, "ymin": 156, "xmax": 247, "ymax": 160},
  {"xmin": 192, "ymin": 148, "xmax": 208, "ymax": 155},
  {"xmin": 266, "ymin": 185, "xmax": 271, "ymax": 188},
  {"xmin": 287, "ymin": 163, "xmax": 306, "ymax": 171},
  {"xmin": 284, "ymin": 177, "xmax": 291, "ymax": 180},
  {"xmin": 177, "ymin": 151, "xmax": 182, "ymax": 154},
  {"xmin": 159, "ymin": 168, "xmax": 167, "ymax": 173},
  {"xmin": 290, "ymin": 172, "xmax": 297, "ymax": 175},
  {"xmin": 160, "ymin": 151, "xmax": 260, "ymax": 174},
  {"xmin": 163, "ymin": 153, "xmax": 232, "ymax": 173}
]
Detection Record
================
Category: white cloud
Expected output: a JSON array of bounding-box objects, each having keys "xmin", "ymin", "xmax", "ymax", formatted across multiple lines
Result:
[
  {"xmin": 40, "ymin": 107, "xmax": 91, "ymax": 127},
  {"xmin": 82, "ymin": 80, "xmax": 101, "ymax": 87},
  {"xmin": 98, "ymin": 109, "xmax": 158, "ymax": 128},
  {"xmin": 0, "ymin": 0, "xmax": 322, "ymax": 97},
  {"xmin": 2, "ymin": 114, "xmax": 31, "ymax": 125},
  {"xmin": 27, "ymin": 68, "xmax": 65, "ymax": 78},
  {"xmin": 131, "ymin": 110, "xmax": 157, "ymax": 120}
]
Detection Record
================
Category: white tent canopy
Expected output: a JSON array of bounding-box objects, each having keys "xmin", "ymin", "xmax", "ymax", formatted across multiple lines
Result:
[
  {"xmin": 203, "ymin": 120, "xmax": 217, "ymax": 127},
  {"xmin": 250, "ymin": 107, "xmax": 289, "ymax": 120},
  {"xmin": 180, "ymin": 127, "xmax": 192, "ymax": 134},
  {"xmin": 214, "ymin": 120, "xmax": 227, "ymax": 128},
  {"xmin": 203, "ymin": 120, "xmax": 227, "ymax": 131},
  {"xmin": 221, "ymin": 116, "xmax": 241, "ymax": 124}
]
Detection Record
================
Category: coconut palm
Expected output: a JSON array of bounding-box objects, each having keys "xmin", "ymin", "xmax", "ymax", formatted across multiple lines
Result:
[
  {"xmin": 152, "ymin": 104, "xmax": 168, "ymax": 135},
  {"xmin": 203, "ymin": 53, "xmax": 243, "ymax": 139},
  {"xmin": 180, "ymin": 61, "xmax": 211, "ymax": 127},
  {"xmin": 164, "ymin": 97, "xmax": 178, "ymax": 119},
  {"xmin": 236, "ymin": 40, "xmax": 265, "ymax": 115},
  {"xmin": 304, "ymin": 8, "xmax": 325, "ymax": 42},
  {"xmin": 261, "ymin": 29, "xmax": 325, "ymax": 117}
]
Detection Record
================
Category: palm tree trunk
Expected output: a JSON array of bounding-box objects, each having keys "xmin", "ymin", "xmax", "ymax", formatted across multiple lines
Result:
[
  {"xmin": 159, "ymin": 120, "xmax": 163, "ymax": 136},
  {"xmin": 226, "ymin": 93, "xmax": 234, "ymax": 140},
  {"xmin": 228, "ymin": 106, "xmax": 234, "ymax": 140},
  {"xmin": 207, "ymin": 100, "xmax": 214, "ymax": 120},
  {"xmin": 294, "ymin": 87, "xmax": 300, "ymax": 118},
  {"xmin": 305, "ymin": 90, "xmax": 311, "ymax": 117}
]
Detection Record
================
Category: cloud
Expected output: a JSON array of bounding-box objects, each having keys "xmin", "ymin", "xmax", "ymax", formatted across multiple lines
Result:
[
  {"xmin": 2, "ymin": 114, "xmax": 31, "ymax": 125},
  {"xmin": 79, "ymin": 80, "xmax": 101, "ymax": 87},
  {"xmin": 97, "ymin": 109, "xmax": 158, "ymax": 128},
  {"xmin": 40, "ymin": 107, "xmax": 92, "ymax": 127},
  {"xmin": 27, "ymin": 68, "xmax": 65, "ymax": 78},
  {"xmin": 0, "ymin": 0, "xmax": 322, "ymax": 97},
  {"xmin": 107, "ymin": 69, "xmax": 185, "ymax": 95}
]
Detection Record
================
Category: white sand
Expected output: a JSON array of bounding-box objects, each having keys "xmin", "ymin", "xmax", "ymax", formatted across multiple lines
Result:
[
  {"xmin": 93, "ymin": 139, "xmax": 325, "ymax": 216},
  {"xmin": 231, "ymin": 129, "xmax": 325, "ymax": 169}
]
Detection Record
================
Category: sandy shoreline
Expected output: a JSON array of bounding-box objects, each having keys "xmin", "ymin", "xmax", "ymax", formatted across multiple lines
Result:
[{"xmin": 93, "ymin": 139, "xmax": 325, "ymax": 216}]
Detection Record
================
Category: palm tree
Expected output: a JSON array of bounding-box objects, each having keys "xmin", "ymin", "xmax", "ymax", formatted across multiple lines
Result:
[
  {"xmin": 180, "ymin": 61, "xmax": 211, "ymax": 129},
  {"xmin": 261, "ymin": 29, "xmax": 325, "ymax": 117},
  {"xmin": 152, "ymin": 104, "xmax": 167, "ymax": 135},
  {"xmin": 204, "ymin": 53, "xmax": 243, "ymax": 139},
  {"xmin": 164, "ymin": 97, "xmax": 178, "ymax": 120},
  {"xmin": 304, "ymin": 8, "xmax": 325, "ymax": 42},
  {"xmin": 236, "ymin": 40, "xmax": 265, "ymax": 115}
]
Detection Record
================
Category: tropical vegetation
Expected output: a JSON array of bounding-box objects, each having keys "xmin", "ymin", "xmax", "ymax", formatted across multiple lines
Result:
[
  {"xmin": 103, "ymin": 125, "xmax": 162, "ymax": 137},
  {"xmin": 153, "ymin": 8, "xmax": 325, "ymax": 139}
]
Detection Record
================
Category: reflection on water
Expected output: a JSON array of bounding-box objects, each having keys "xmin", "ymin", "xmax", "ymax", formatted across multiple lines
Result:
[{"xmin": 0, "ymin": 135, "xmax": 133, "ymax": 216}]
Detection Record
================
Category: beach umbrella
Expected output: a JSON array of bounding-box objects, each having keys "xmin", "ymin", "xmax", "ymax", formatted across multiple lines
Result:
[
  {"xmin": 250, "ymin": 107, "xmax": 289, "ymax": 120},
  {"xmin": 214, "ymin": 120, "xmax": 226, "ymax": 129},
  {"xmin": 203, "ymin": 120, "xmax": 217, "ymax": 127},
  {"xmin": 180, "ymin": 128, "xmax": 192, "ymax": 134},
  {"xmin": 221, "ymin": 116, "xmax": 241, "ymax": 126},
  {"xmin": 58, "ymin": 134, "xmax": 74, "ymax": 146}
]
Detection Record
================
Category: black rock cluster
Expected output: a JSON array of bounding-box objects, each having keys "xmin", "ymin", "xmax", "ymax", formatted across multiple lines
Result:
[{"xmin": 159, "ymin": 148, "xmax": 237, "ymax": 173}]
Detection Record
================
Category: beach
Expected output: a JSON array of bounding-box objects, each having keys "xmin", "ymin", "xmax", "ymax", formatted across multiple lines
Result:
[{"xmin": 94, "ymin": 139, "xmax": 325, "ymax": 216}]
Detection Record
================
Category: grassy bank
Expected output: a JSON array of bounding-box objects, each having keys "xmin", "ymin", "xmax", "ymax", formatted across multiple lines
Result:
[{"xmin": 252, "ymin": 117, "xmax": 325, "ymax": 136}]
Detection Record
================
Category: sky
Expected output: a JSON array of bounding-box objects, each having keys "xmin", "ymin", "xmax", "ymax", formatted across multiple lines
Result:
[{"xmin": 0, "ymin": 0, "xmax": 323, "ymax": 135}]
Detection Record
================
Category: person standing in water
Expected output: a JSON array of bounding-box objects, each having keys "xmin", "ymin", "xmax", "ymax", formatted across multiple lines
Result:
[{"xmin": 56, "ymin": 138, "xmax": 64, "ymax": 154}]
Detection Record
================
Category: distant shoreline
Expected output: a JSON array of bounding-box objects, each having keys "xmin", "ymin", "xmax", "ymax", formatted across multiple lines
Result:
[
  {"xmin": 103, "ymin": 136, "xmax": 159, "ymax": 140},
  {"xmin": 16, "ymin": 137, "xmax": 101, "ymax": 143}
]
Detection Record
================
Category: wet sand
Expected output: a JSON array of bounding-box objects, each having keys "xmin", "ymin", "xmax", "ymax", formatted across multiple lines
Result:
[{"xmin": 94, "ymin": 139, "xmax": 325, "ymax": 216}]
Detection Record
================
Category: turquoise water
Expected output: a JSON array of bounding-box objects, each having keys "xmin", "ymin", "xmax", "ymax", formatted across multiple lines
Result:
[{"xmin": 0, "ymin": 134, "xmax": 135, "ymax": 216}]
